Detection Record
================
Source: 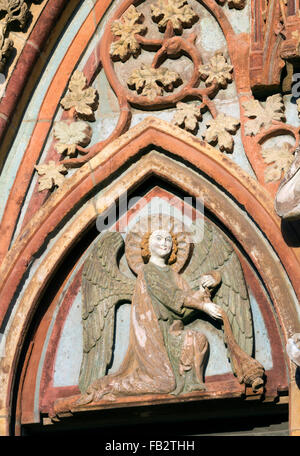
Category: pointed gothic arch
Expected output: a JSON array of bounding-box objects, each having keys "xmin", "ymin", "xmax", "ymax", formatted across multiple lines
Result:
[
  {"xmin": 0, "ymin": 0, "xmax": 300, "ymax": 437},
  {"xmin": 0, "ymin": 118, "xmax": 299, "ymax": 434}
]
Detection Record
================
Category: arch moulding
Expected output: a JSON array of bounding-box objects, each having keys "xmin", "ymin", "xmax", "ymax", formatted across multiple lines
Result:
[{"xmin": 0, "ymin": 117, "xmax": 300, "ymax": 435}]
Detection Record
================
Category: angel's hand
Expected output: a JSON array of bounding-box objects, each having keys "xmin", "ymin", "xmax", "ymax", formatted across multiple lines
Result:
[
  {"xmin": 202, "ymin": 302, "xmax": 223, "ymax": 320},
  {"xmin": 199, "ymin": 274, "xmax": 217, "ymax": 289}
]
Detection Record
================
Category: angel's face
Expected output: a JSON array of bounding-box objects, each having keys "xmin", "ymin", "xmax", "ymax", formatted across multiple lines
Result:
[{"xmin": 149, "ymin": 230, "xmax": 173, "ymax": 260}]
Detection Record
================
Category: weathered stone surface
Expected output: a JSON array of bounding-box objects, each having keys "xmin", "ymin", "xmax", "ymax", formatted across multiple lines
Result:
[
  {"xmin": 243, "ymin": 95, "xmax": 286, "ymax": 137},
  {"xmin": 275, "ymin": 148, "xmax": 300, "ymax": 220},
  {"xmin": 0, "ymin": 0, "xmax": 300, "ymax": 437}
]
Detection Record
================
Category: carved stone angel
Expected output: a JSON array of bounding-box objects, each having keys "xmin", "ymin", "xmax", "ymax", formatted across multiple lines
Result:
[{"xmin": 54, "ymin": 215, "xmax": 265, "ymax": 412}]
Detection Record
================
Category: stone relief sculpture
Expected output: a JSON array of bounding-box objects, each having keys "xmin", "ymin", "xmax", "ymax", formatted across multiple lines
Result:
[
  {"xmin": 53, "ymin": 214, "xmax": 264, "ymax": 411},
  {"xmin": 275, "ymin": 146, "xmax": 300, "ymax": 220},
  {"xmin": 286, "ymin": 333, "xmax": 300, "ymax": 367}
]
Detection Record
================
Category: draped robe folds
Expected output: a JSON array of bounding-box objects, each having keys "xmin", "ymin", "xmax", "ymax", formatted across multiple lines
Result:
[{"xmin": 85, "ymin": 262, "xmax": 209, "ymax": 402}]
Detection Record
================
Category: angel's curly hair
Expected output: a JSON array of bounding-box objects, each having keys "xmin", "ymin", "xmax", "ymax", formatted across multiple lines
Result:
[{"xmin": 141, "ymin": 231, "xmax": 178, "ymax": 265}]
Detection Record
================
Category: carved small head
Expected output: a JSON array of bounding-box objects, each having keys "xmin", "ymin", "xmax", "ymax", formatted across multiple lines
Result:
[{"xmin": 141, "ymin": 229, "xmax": 178, "ymax": 265}]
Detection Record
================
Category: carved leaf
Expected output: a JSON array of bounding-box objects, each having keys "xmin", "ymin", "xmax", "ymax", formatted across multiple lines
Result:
[
  {"xmin": 151, "ymin": 0, "xmax": 198, "ymax": 32},
  {"xmin": 0, "ymin": 0, "xmax": 28, "ymax": 27},
  {"xmin": 204, "ymin": 113, "xmax": 240, "ymax": 152},
  {"xmin": 35, "ymin": 161, "xmax": 68, "ymax": 191},
  {"xmin": 243, "ymin": 94, "xmax": 286, "ymax": 136},
  {"xmin": 173, "ymin": 102, "xmax": 202, "ymax": 132},
  {"xmin": 127, "ymin": 64, "xmax": 181, "ymax": 100},
  {"xmin": 0, "ymin": 0, "xmax": 10, "ymax": 8},
  {"xmin": 228, "ymin": 0, "xmax": 246, "ymax": 8},
  {"xmin": 61, "ymin": 71, "xmax": 98, "ymax": 118},
  {"xmin": 53, "ymin": 120, "xmax": 92, "ymax": 157},
  {"xmin": 199, "ymin": 53, "xmax": 233, "ymax": 89},
  {"xmin": 291, "ymin": 30, "xmax": 300, "ymax": 50},
  {"xmin": 261, "ymin": 142, "xmax": 295, "ymax": 183},
  {"xmin": 110, "ymin": 5, "xmax": 147, "ymax": 61},
  {"xmin": 183, "ymin": 220, "xmax": 253, "ymax": 357}
]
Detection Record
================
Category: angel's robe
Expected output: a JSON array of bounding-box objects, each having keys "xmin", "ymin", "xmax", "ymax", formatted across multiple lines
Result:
[{"xmin": 86, "ymin": 262, "xmax": 209, "ymax": 401}]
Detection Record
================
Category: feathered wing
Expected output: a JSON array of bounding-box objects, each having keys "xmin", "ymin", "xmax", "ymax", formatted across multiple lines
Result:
[
  {"xmin": 79, "ymin": 231, "xmax": 135, "ymax": 394},
  {"xmin": 183, "ymin": 221, "xmax": 253, "ymax": 357}
]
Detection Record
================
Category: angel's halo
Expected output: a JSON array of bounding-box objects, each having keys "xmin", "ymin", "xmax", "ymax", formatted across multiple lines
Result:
[{"xmin": 125, "ymin": 214, "xmax": 192, "ymax": 275}]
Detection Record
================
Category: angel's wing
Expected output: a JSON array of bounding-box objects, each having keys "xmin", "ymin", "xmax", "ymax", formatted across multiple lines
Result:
[
  {"xmin": 183, "ymin": 221, "xmax": 253, "ymax": 356},
  {"xmin": 79, "ymin": 231, "xmax": 135, "ymax": 393}
]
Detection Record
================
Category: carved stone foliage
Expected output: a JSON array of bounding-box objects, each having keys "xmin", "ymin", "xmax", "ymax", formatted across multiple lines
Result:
[
  {"xmin": 204, "ymin": 114, "xmax": 240, "ymax": 153},
  {"xmin": 150, "ymin": 0, "xmax": 198, "ymax": 32},
  {"xmin": 35, "ymin": 161, "xmax": 68, "ymax": 192},
  {"xmin": 242, "ymin": 92, "xmax": 299, "ymax": 185},
  {"xmin": 250, "ymin": 0, "xmax": 300, "ymax": 94},
  {"xmin": 216, "ymin": 0, "xmax": 246, "ymax": 9},
  {"xmin": 53, "ymin": 121, "xmax": 92, "ymax": 157},
  {"xmin": 60, "ymin": 71, "xmax": 98, "ymax": 120},
  {"xmin": 32, "ymin": 0, "xmax": 252, "ymax": 192},
  {"xmin": 0, "ymin": 0, "xmax": 37, "ymax": 73},
  {"xmin": 34, "ymin": 71, "xmax": 99, "ymax": 191}
]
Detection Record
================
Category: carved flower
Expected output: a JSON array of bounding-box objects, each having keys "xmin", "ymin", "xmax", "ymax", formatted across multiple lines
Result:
[
  {"xmin": 53, "ymin": 120, "xmax": 92, "ymax": 157},
  {"xmin": 243, "ymin": 94, "xmax": 286, "ymax": 136},
  {"xmin": 203, "ymin": 113, "xmax": 240, "ymax": 153},
  {"xmin": 110, "ymin": 5, "xmax": 147, "ymax": 61},
  {"xmin": 151, "ymin": 0, "xmax": 198, "ymax": 32},
  {"xmin": 173, "ymin": 102, "xmax": 202, "ymax": 132},
  {"xmin": 35, "ymin": 161, "xmax": 68, "ymax": 192},
  {"xmin": 61, "ymin": 71, "xmax": 98, "ymax": 119},
  {"xmin": 127, "ymin": 64, "xmax": 181, "ymax": 101},
  {"xmin": 261, "ymin": 142, "xmax": 295, "ymax": 183},
  {"xmin": 199, "ymin": 53, "xmax": 233, "ymax": 89}
]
